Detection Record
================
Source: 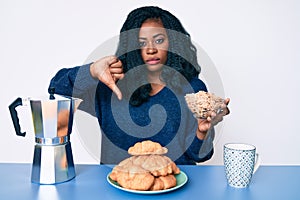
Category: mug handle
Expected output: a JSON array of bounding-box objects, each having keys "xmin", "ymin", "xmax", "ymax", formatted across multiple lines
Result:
[{"xmin": 253, "ymin": 153, "xmax": 261, "ymax": 174}]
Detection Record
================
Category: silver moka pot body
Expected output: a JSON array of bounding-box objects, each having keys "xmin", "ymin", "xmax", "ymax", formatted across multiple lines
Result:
[{"xmin": 9, "ymin": 90, "xmax": 82, "ymax": 184}]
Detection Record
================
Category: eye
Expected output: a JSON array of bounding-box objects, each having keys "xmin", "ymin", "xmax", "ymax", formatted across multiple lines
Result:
[
  {"xmin": 139, "ymin": 41, "xmax": 147, "ymax": 48},
  {"xmin": 155, "ymin": 38, "xmax": 164, "ymax": 44}
]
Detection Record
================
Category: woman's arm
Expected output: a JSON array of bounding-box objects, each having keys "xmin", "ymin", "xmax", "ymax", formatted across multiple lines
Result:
[
  {"xmin": 49, "ymin": 55, "xmax": 124, "ymax": 116},
  {"xmin": 48, "ymin": 63, "xmax": 99, "ymax": 116},
  {"xmin": 181, "ymin": 115, "xmax": 215, "ymax": 164},
  {"xmin": 182, "ymin": 77, "xmax": 229, "ymax": 163}
]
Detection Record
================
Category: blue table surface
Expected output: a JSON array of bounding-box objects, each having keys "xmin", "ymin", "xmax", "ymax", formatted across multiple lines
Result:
[{"xmin": 0, "ymin": 163, "xmax": 299, "ymax": 200}]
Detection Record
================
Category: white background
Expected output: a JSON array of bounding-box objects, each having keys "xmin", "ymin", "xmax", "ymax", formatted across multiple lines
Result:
[{"xmin": 1, "ymin": 0, "xmax": 299, "ymax": 165}]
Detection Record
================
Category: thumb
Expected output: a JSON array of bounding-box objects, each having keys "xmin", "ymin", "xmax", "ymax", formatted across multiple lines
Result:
[{"xmin": 110, "ymin": 83, "xmax": 122, "ymax": 100}]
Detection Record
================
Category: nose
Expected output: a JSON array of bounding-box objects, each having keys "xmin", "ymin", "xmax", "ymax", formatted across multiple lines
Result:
[{"xmin": 146, "ymin": 42, "xmax": 158, "ymax": 54}]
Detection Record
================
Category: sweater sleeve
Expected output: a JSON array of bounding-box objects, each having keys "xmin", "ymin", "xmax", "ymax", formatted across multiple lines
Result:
[
  {"xmin": 182, "ymin": 77, "xmax": 214, "ymax": 163},
  {"xmin": 48, "ymin": 63, "xmax": 99, "ymax": 116},
  {"xmin": 186, "ymin": 129, "xmax": 215, "ymax": 163}
]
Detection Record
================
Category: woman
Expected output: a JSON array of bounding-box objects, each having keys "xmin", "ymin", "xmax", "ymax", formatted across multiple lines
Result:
[{"xmin": 49, "ymin": 6, "xmax": 230, "ymax": 165}]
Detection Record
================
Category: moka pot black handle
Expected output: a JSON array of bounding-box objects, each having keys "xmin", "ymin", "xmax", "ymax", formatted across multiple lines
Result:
[{"xmin": 8, "ymin": 97, "xmax": 26, "ymax": 137}]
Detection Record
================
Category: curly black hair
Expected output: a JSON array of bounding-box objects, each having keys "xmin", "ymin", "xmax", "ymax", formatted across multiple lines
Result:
[{"xmin": 115, "ymin": 6, "xmax": 201, "ymax": 106}]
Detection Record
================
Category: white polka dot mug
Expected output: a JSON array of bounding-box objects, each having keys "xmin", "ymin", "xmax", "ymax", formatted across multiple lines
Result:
[{"xmin": 223, "ymin": 143, "xmax": 260, "ymax": 188}]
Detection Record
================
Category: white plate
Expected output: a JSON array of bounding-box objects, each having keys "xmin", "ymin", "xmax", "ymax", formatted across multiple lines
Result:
[{"xmin": 107, "ymin": 171, "xmax": 188, "ymax": 194}]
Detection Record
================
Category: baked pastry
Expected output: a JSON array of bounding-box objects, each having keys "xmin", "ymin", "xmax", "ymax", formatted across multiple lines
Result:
[
  {"xmin": 109, "ymin": 141, "xmax": 180, "ymax": 191},
  {"xmin": 150, "ymin": 174, "xmax": 177, "ymax": 191},
  {"xmin": 141, "ymin": 154, "xmax": 180, "ymax": 176},
  {"xmin": 128, "ymin": 140, "xmax": 168, "ymax": 155},
  {"xmin": 185, "ymin": 91, "xmax": 225, "ymax": 119},
  {"xmin": 115, "ymin": 171, "xmax": 155, "ymax": 191}
]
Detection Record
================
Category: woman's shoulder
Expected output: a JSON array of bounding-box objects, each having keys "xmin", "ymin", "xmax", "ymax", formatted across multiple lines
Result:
[{"xmin": 183, "ymin": 77, "xmax": 207, "ymax": 93}]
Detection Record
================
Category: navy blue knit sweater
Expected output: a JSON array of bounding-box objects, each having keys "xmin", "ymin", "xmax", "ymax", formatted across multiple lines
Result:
[{"xmin": 49, "ymin": 64, "xmax": 214, "ymax": 165}]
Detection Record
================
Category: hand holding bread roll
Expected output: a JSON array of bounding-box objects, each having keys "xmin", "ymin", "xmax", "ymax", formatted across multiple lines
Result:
[{"xmin": 185, "ymin": 91, "xmax": 226, "ymax": 119}]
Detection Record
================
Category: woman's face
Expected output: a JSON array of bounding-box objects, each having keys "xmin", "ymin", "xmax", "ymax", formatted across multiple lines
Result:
[{"xmin": 138, "ymin": 19, "xmax": 169, "ymax": 73}]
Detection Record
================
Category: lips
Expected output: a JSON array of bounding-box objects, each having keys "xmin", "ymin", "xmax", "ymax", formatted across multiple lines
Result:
[{"xmin": 146, "ymin": 58, "xmax": 160, "ymax": 65}]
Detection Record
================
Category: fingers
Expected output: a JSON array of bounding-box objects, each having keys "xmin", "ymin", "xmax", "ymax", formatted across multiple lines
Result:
[
  {"xmin": 110, "ymin": 58, "xmax": 122, "ymax": 67},
  {"xmin": 112, "ymin": 74, "xmax": 125, "ymax": 81},
  {"xmin": 109, "ymin": 65, "xmax": 123, "ymax": 75},
  {"xmin": 90, "ymin": 56, "xmax": 118, "ymax": 79},
  {"xmin": 225, "ymin": 107, "xmax": 230, "ymax": 115},
  {"xmin": 105, "ymin": 55, "xmax": 119, "ymax": 66},
  {"xmin": 205, "ymin": 99, "xmax": 230, "ymax": 124},
  {"xmin": 109, "ymin": 59, "xmax": 124, "ymax": 81},
  {"xmin": 224, "ymin": 98, "xmax": 230, "ymax": 105},
  {"xmin": 196, "ymin": 97, "xmax": 230, "ymax": 130},
  {"xmin": 212, "ymin": 113, "xmax": 224, "ymax": 125},
  {"xmin": 223, "ymin": 98, "xmax": 230, "ymax": 115},
  {"xmin": 197, "ymin": 118, "xmax": 211, "ymax": 133}
]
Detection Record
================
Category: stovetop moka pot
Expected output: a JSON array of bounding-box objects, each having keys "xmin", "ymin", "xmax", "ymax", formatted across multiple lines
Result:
[{"xmin": 9, "ymin": 88, "xmax": 82, "ymax": 184}]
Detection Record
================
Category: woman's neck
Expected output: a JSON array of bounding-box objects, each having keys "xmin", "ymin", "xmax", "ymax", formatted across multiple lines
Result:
[
  {"xmin": 149, "ymin": 83, "xmax": 165, "ymax": 96},
  {"xmin": 148, "ymin": 71, "xmax": 165, "ymax": 96}
]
